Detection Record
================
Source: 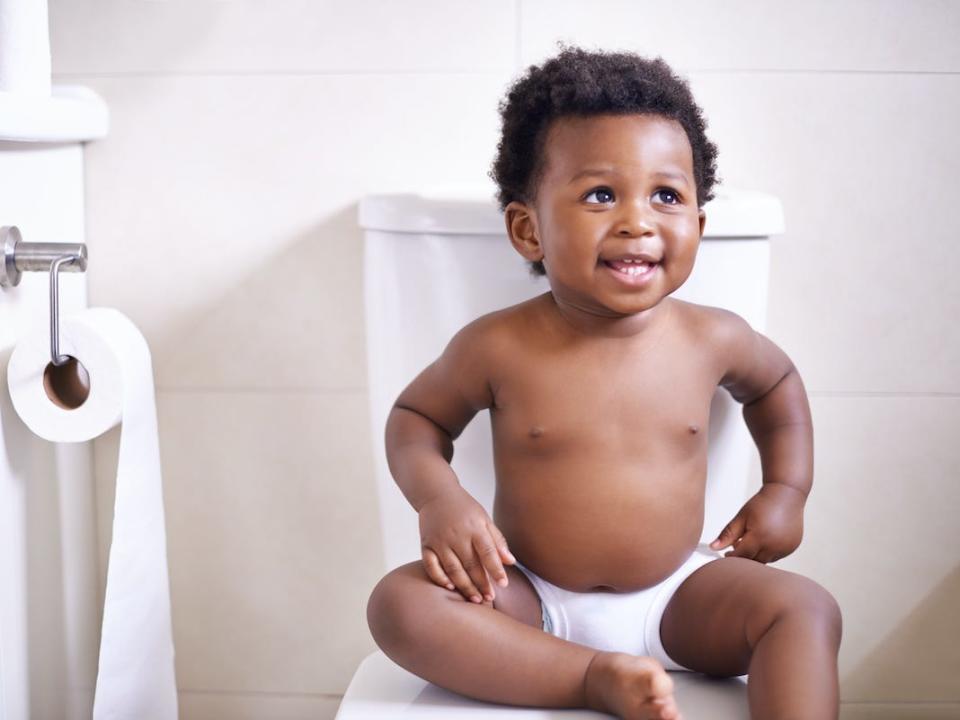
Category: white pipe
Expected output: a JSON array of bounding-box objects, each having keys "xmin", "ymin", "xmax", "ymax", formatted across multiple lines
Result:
[{"xmin": 0, "ymin": 0, "xmax": 51, "ymax": 97}]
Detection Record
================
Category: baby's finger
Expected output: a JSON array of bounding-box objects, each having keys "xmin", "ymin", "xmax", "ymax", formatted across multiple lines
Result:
[
  {"xmin": 725, "ymin": 534, "xmax": 760, "ymax": 560},
  {"xmin": 439, "ymin": 548, "xmax": 484, "ymax": 603},
  {"xmin": 711, "ymin": 514, "xmax": 746, "ymax": 551},
  {"xmin": 458, "ymin": 542, "xmax": 496, "ymax": 602},
  {"xmin": 487, "ymin": 522, "xmax": 518, "ymax": 568},
  {"xmin": 473, "ymin": 533, "xmax": 508, "ymax": 591},
  {"xmin": 421, "ymin": 547, "xmax": 455, "ymax": 591}
]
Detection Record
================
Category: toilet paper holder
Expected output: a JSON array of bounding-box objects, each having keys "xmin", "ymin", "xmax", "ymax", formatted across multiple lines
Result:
[{"xmin": 1, "ymin": 225, "xmax": 89, "ymax": 367}]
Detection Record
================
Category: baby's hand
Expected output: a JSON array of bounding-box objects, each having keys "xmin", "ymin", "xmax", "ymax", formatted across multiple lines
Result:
[
  {"xmin": 418, "ymin": 486, "xmax": 516, "ymax": 604},
  {"xmin": 709, "ymin": 483, "xmax": 805, "ymax": 563}
]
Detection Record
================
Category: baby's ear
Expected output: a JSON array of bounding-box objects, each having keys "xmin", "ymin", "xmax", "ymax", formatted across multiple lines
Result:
[
  {"xmin": 698, "ymin": 208, "xmax": 707, "ymax": 238},
  {"xmin": 504, "ymin": 201, "xmax": 544, "ymax": 263}
]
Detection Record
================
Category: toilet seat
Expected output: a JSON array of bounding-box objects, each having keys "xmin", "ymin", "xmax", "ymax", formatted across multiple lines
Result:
[{"xmin": 335, "ymin": 650, "xmax": 748, "ymax": 719}]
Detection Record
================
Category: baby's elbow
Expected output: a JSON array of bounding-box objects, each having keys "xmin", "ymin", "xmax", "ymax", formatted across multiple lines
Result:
[
  {"xmin": 740, "ymin": 364, "xmax": 795, "ymax": 408},
  {"xmin": 387, "ymin": 404, "xmax": 456, "ymax": 460}
]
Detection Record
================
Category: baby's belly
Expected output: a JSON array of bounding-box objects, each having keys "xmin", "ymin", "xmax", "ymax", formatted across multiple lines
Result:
[{"xmin": 493, "ymin": 460, "xmax": 706, "ymax": 593}]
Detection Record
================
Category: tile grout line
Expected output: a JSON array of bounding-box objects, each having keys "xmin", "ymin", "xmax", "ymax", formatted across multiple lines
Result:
[
  {"xmin": 514, "ymin": 0, "xmax": 522, "ymax": 73},
  {"xmin": 152, "ymin": 387, "xmax": 958, "ymax": 398},
  {"xmin": 178, "ymin": 688, "xmax": 343, "ymax": 699},
  {"xmin": 51, "ymin": 68, "xmax": 960, "ymax": 80},
  {"xmin": 156, "ymin": 386, "xmax": 367, "ymax": 395},
  {"xmin": 840, "ymin": 700, "xmax": 960, "ymax": 705},
  {"xmin": 693, "ymin": 68, "xmax": 960, "ymax": 76},
  {"xmin": 808, "ymin": 391, "xmax": 960, "ymax": 398},
  {"xmin": 51, "ymin": 69, "xmax": 514, "ymax": 79}
]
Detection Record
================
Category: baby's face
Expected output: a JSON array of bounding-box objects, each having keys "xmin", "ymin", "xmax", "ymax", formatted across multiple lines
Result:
[{"xmin": 511, "ymin": 113, "xmax": 705, "ymax": 321}]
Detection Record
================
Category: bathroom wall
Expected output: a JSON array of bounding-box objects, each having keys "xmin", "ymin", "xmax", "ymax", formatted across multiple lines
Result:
[{"xmin": 47, "ymin": 1, "xmax": 959, "ymax": 718}]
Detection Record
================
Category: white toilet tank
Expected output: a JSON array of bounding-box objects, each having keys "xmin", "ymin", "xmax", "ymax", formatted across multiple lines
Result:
[{"xmin": 360, "ymin": 189, "xmax": 785, "ymax": 572}]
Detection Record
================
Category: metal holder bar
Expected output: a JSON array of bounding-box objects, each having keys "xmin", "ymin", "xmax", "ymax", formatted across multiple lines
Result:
[{"xmin": 1, "ymin": 225, "xmax": 89, "ymax": 367}]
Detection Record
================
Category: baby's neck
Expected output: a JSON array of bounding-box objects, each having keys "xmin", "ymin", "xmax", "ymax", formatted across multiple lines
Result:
[{"xmin": 546, "ymin": 292, "xmax": 673, "ymax": 339}]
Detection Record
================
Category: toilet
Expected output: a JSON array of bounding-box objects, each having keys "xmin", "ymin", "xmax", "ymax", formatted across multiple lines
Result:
[{"xmin": 338, "ymin": 188, "xmax": 785, "ymax": 719}]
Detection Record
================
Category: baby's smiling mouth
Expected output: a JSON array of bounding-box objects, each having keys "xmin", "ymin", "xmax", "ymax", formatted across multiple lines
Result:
[
  {"xmin": 600, "ymin": 255, "xmax": 661, "ymax": 278},
  {"xmin": 603, "ymin": 258, "xmax": 655, "ymax": 276}
]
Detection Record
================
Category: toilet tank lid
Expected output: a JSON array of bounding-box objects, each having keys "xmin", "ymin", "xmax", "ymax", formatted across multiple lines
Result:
[{"xmin": 358, "ymin": 187, "xmax": 785, "ymax": 238}]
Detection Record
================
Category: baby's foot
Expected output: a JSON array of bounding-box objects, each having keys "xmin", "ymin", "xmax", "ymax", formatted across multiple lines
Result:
[{"xmin": 584, "ymin": 651, "xmax": 681, "ymax": 720}]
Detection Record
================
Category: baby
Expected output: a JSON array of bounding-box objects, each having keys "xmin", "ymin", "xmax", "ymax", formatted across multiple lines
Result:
[{"xmin": 367, "ymin": 48, "xmax": 842, "ymax": 720}]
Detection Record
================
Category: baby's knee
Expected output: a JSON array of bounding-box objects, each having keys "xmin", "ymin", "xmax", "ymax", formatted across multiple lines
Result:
[
  {"xmin": 764, "ymin": 575, "xmax": 842, "ymax": 640},
  {"xmin": 366, "ymin": 561, "xmax": 441, "ymax": 653},
  {"xmin": 810, "ymin": 583, "xmax": 843, "ymax": 643},
  {"xmin": 794, "ymin": 578, "xmax": 841, "ymax": 632}
]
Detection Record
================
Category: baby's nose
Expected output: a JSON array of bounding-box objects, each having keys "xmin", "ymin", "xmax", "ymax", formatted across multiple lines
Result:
[{"xmin": 614, "ymin": 201, "xmax": 655, "ymax": 236}]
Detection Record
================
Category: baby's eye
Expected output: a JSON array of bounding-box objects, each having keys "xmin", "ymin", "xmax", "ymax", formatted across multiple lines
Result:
[
  {"xmin": 653, "ymin": 188, "xmax": 681, "ymax": 205},
  {"xmin": 584, "ymin": 187, "xmax": 615, "ymax": 204}
]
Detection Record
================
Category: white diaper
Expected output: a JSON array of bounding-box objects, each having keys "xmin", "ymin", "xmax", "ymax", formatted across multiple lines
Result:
[{"xmin": 513, "ymin": 543, "xmax": 723, "ymax": 671}]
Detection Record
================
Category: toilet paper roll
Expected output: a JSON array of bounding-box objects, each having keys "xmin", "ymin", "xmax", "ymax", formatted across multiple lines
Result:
[
  {"xmin": 7, "ymin": 308, "xmax": 177, "ymax": 720},
  {"xmin": 0, "ymin": 0, "xmax": 52, "ymax": 97}
]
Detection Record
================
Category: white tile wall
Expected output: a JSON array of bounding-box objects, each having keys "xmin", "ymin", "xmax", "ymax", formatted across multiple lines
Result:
[
  {"xmin": 840, "ymin": 704, "xmax": 960, "ymax": 720},
  {"xmin": 777, "ymin": 396, "xmax": 960, "ymax": 701},
  {"xmin": 48, "ymin": 1, "xmax": 959, "ymax": 717},
  {"xmin": 155, "ymin": 392, "xmax": 381, "ymax": 694},
  {"xmin": 178, "ymin": 691, "xmax": 341, "ymax": 720},
  {"xmin": 77, "ymin": 72, "xmax": 508, "ymax": 390},
  {"xmin": 520, "ymin": 0, "xmax": 960, "ymax": 72},
  {"xmin": 93, "ymin": 391, "xmax": 383, "ymax": 701},
  {"xmin": 50, "ymin": 0, "xmax": 518, "ymax": 74},
  {"xmin": 686, "ymin": 71, "xmax": 960, "ymax": 394}
]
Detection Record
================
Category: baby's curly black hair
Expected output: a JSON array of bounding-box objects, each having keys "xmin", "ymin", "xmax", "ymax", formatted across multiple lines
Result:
[{"xmin": 490, "ymin": 47, "xmax": 720, "ymax": 277}]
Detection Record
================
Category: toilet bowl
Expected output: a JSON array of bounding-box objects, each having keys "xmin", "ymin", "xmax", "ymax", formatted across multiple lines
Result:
[{"xmin": 338, "ymin": 189, "xmax": 785, "ymax": 719}]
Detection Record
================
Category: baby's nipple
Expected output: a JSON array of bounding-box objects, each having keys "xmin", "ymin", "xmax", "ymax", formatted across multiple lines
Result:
[{"xmin": 529, "ymin": 426, "xmax": 544, "ymax": 438}]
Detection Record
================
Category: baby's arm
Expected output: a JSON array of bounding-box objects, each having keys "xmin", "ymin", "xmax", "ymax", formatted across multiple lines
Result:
[
  {"xmin": 386, "ymin": 318, "xmax": 516, "ymax": 603},
  {"xmin": 707, "ymin": 309, "xmax": 813, "ymax": 563}
]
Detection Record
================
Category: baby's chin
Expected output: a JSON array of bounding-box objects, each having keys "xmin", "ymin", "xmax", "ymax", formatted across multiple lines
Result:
[{"xmin": 543, "ymin": 272, "xmax": 677, "ymax": 315}]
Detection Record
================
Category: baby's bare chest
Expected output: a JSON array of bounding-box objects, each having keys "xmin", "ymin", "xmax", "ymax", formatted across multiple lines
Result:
[{"xmin": 490, "ymin": 342, "xmax": 719, "ymax": 461}]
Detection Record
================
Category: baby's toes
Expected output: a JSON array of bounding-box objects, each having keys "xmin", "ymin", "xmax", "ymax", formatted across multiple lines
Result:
[
  {"xmin": 646, "ymin": 667, "xmax": 674, "ymax": 700},
  {"xmin": 646, "ymin": 695, "xmax": 681, "ymax": 720},
  {"xmin": 585, "ymin": 652, "xmax": 682, "ymax": 720},
  {"xmin": 633, "ymin": 663, "xmax": 678, "ymax": 719}
]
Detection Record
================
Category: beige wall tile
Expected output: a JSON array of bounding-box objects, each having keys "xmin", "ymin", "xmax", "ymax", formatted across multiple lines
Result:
[
  {"xmin": 74, "ymin": 72, "xmax": 509, "ymax": 390},
  {"xmin": 684, "ymin": 72, "xmax": 960, "ymax": 394},
  {"xmin": 95, "ymin": 390, "xmax": 385, "ymax": 695},
  {"xmin": 179, "ymin": 690, "xmax": 341, "ymax": 720},
  {"xmin": 775, "ymin": 396, "xmax": 960, "ymax": 702},
  {"xmin": 50, "ymin": 0, "xmax": 516, "ymax": 75},
  {"xmin": 840, "ymin": 704, "xmax": 960, "ymax": 720},
  {"xmin": 520, "ymin": 0, "xmax": 960, "ymax": 72}
]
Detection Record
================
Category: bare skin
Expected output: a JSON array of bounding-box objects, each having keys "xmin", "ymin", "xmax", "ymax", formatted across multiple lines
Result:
[{"xmin": 367, "ymin": 114, "xmax": 841, "ymax": 719}]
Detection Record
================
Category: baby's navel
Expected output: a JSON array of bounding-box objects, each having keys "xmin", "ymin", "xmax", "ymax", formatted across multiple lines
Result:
[
  {"xmin": 529, "ymin": 426, "xmax": 544, "ymax": 439},
  {"xmin": 688, "ymin": 424, "xmax": 700, "ymax": 434}
]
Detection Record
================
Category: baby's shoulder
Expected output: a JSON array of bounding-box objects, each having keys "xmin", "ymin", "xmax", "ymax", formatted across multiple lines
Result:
[
  {"xmin": 668, "ymin": 298, "xmax": 755, "ymax": 347},
  {"xmin": 444, "ymin": 296, "xmax": 539, "ymax": 359}
]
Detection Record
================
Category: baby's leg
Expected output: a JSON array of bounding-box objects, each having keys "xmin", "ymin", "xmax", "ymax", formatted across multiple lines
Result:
[
  {"xmin": 659, "ymin": 557, "xmax": 842, "ymax": 720},
  {"xmin": 368, "ymin": 562, "xmax": 681, "ymax": 720}
]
